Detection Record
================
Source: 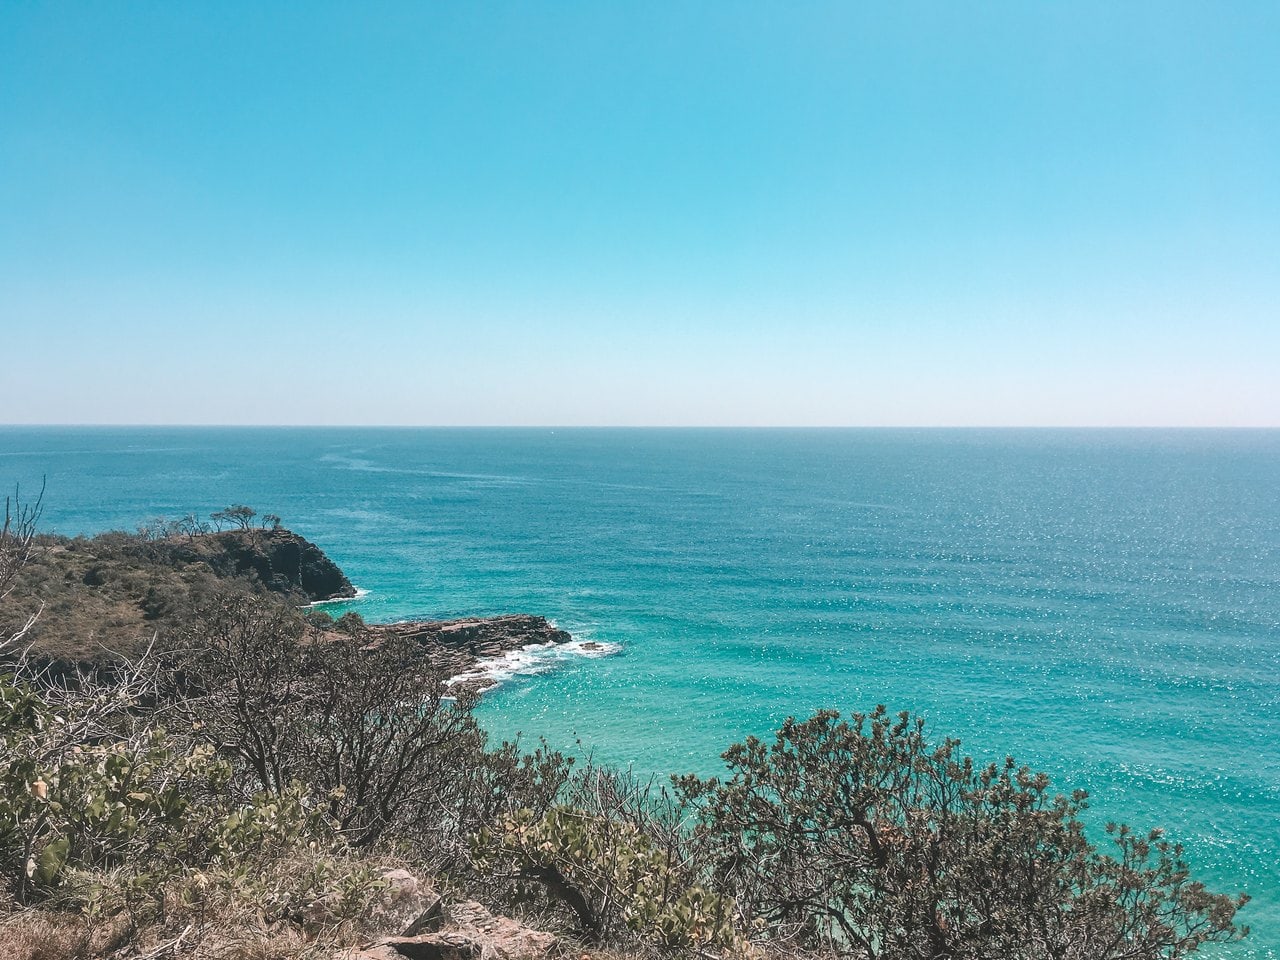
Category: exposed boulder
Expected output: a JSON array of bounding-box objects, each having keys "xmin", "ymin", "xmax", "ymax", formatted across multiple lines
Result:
[
  {"xmin": 340, "ymin": 893, "xmax": 562, "ymax": 960},
  {"xmin": 307, "ymin": 869, "xmax": 443, "ymax": 937},
  {"xmin": 446, "ymin": 900, "xmax": 562, "ymax": 958},
  {"xmin": 375, "ymin": 868, "xmax": 445, "ymax": 937},
  {"xmin": 381, "ymin": 616, "xmax": 570, "ymax": 657}
]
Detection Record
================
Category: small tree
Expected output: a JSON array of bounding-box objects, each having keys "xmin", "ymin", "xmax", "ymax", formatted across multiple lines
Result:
[
  {"xmin": 210, "ymin": 505, "xmax": 256, "ymax": 531},
  {"xmin": 175, "ymin": 512, "xmax": 210, "ymax": 538},
  {"xmin": 165, "ymin": 593, "xmax": 306, "ymax": 796},
  {"xmin": 478, "ymin": 804, "xmax": 738, "ymax": 951},
  {"xmin": 475, "ymin": 763, "xmax": 736, "ymax": 952},
  {"xmin": 136, "ymin": 516, "xmax": 180, "ymax": 541}
]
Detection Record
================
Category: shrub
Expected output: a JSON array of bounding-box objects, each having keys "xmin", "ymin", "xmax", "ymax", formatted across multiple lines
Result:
[
  {"xmin": 334, "ymin": 611, "xmax": 365, "ymax": 633},
  {"xmin": 0, "ymin": 657, "xmax": 396, "ymax": 958},
  {"xmin": 167, "ymin": 593, "xmax": 570, "ymax": 861},
  {"xmin": 476, "ymin": 804, "xmax": 737, "ymax": 953},
  {"xmin": 675, "ymin": 706, "xmax": 1248, "ymax": 960},
  {"xmin": 0, "ymin": 663, "xmax": 328, "ymax": 909}
]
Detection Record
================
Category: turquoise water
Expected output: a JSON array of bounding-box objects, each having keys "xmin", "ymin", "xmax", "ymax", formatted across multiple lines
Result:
[{"xmin": 2, "ymin": 426, "xmax": 1278, "ymax": 955}]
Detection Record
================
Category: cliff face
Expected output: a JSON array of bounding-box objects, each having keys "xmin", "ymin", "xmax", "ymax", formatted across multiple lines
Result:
[{"xmin": 199, "ymin": 528, "xmax": 356, "ymax": 602}]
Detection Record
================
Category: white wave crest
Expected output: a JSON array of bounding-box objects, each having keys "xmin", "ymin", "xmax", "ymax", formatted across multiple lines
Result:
[
  {"xmin": 446, "ymin": 636, "xmax": 622, "ymax": 694},
  {"xmin": 306, "ymin": 586, "xmax": 371, "ymax": 607}
]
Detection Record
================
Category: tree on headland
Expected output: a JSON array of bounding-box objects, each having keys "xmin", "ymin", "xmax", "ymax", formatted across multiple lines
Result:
[
  {"xmin": 175, "ymin": 512, "xmax": 211, "ymax": 538},
  {"xmin": 209, "ymin": 504, "xmax": 255, "ymax": 531}
]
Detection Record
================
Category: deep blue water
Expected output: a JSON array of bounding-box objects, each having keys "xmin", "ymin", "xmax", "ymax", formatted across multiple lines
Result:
[{"xmin": 2, "ymin": 426, "xmax": 1278, "ymax": 956}]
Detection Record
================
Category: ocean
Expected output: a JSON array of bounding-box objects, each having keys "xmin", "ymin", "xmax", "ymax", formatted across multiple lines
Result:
[{"xmin": 2, "ymin": 426, "xmax": 1277, "ymax": 956}]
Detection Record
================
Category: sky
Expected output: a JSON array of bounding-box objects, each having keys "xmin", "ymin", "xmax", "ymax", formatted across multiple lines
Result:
[{"xmin": 1, "ymin": 2, "xmax": 1277, "ymax": 426}]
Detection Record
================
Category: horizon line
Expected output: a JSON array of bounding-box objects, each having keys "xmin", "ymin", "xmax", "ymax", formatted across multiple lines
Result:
[{"xmin": 2, "ymin": 423, "xmax": 1278, "ymax": 431}]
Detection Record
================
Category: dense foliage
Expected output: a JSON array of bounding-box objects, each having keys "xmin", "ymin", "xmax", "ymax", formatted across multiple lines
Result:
[
  {"xmin": 481, "ymin": 804, "xmax": 738, "ymax": 950},
  {"xmin": 675, "ymin": 709, "xmax": 1247, "ymax": 959}
]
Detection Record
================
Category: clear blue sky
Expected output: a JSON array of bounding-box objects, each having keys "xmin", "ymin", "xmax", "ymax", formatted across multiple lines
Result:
[{"xmin": 2, "ymin": 2, "xmax": 1277, "ymax": 426}]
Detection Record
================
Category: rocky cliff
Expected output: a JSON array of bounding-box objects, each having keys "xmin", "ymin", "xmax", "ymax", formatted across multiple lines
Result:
[
  {"xmin": 195, "ymin": 528, "xmax": 356, "ymax": 602},
  {"xmin": 5, "ymin": 523, "xmax": 576, "ymax": 681}
]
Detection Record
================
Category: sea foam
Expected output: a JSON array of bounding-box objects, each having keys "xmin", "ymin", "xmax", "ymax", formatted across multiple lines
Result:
[
  {"xmin": 446, "ymin": 634, "xmax": 622, "ymax": 694},
  {"xmin": 306, "ymin": 586, "xmax": 371, "ymax": 607}
]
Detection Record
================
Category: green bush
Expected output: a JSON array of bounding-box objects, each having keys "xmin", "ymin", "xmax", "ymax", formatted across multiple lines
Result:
[
  {"xmin": 476, "ymin": 804, "xmax": 738, "ymax": 953},
  {"xmin": 675, "ymin": 706, "xmax": 1248, "ymax": 960},
  {"xmin": 0, "ymin": 668, "xmax": 326, "ymax": 911}
]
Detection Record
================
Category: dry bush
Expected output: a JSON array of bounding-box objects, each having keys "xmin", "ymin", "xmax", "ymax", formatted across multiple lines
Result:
[
  {"xmin": 0, "ymin": 910, "xmax": 93, "ymax": 960},
  {"xmin": 0, "ymin": 841, "xmax": 408, "ymax": 960},
  {"xmin": 0, "ymin": 907, "xmax": 136, "ymax": 960},
  {"xmin": 165, "ymin": 593, "xmax": 570, "ymax": 863}
]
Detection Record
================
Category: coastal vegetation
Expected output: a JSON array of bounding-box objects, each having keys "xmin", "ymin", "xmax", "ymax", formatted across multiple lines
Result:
[
  {"xmin": 0, "ymin": 496, "xmax": 1250, "ymax": 959},
  {"xmin": 0, "ymin": 507, "xmax": 353, "ymax": 668}
]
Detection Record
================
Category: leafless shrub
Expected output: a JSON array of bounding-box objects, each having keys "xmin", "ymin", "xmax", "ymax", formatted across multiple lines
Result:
[
  {"xmin": 1, "ymin": 481, "xmax": 44, "ymax": 651},
  {"xmin": 165, "ymin": 593, "xmax": 570, "ymax": 863}
]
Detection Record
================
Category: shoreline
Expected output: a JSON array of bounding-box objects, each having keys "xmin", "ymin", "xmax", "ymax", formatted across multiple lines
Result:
[
  {"xmin": 306, "ymin": 586, "xmax": 372, "ymax": 606},
  {"xmin": 342, "ymin": 613, "xmax": 616, "ymax": 695}
]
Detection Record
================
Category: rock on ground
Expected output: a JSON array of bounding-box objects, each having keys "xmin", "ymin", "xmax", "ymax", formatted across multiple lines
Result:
[{"xmin": 340, "ymin": 882, "xmax": 562, "ymax": 960}]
